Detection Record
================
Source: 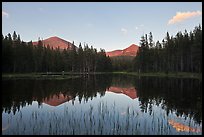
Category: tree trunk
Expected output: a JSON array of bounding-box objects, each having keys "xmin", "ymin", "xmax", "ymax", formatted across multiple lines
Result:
[{"xmin": 180, "ymin": 56, "xmax": 183, "ymax": 72}]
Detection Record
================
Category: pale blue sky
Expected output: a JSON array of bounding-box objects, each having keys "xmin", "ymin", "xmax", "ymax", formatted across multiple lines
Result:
[{"xmin": 2, "ymin": 2, "xmax": 202, "ymax": 51}]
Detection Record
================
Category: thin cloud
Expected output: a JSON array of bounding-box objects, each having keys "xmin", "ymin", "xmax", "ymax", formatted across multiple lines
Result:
[
  {"xmin": 121, "ymin": 28, "xmax": 128, "ymax": 35},
  {"xmin": 2, "ymin": 11, "xmax": 9, "ymax": 18},
  {"xmin": 135, "ymin": 27, "xmax": 138, "ymax": 30},
  {"xmin": 168, "ymin": 11, "xmax": 202, "ymax": 25}
]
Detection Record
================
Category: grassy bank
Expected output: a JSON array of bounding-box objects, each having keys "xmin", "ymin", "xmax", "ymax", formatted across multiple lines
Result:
[
  {"xmin": 112, "ymin": 72, "xmax": 202, "ymax": 79},
  {"xmin": 2, "ymin": 72, "xmax": 105, "ymax": 80},
  {"xmin": 2, "ymin": 73, "xmax": 81, "ymax": 80},
  {"xmin": 2, "ymin": 71, "xmax": 202, "ymax": 80}
]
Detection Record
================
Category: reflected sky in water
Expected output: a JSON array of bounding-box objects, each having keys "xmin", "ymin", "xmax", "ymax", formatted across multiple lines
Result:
[{"xmin": 2, "ymin": 75, "xmax": 202, "ymax": 135}]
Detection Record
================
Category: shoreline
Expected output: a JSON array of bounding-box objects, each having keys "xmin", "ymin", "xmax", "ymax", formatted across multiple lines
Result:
[
  {"xmin": 112, "ymin": 72, "xmax": 202, "ymax": 79},
  {"xmin": 2, "ymin": 72, "xmax": 202, "ymax": 80}
]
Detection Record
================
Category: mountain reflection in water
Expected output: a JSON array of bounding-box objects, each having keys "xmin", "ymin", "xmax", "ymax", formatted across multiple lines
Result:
[
  {"xmin": 168, "ymin": 120, "xmax": 201, "ymax": 133},
  {"xmin": 43, "ymin": 94, "xmax": 72, "ymax": 107},
  {"xmin": 107, "ymin": 86, "xmax": 137, "ymax": 99},
  {"xmin": 2, "ymin": 74, "xmax": 202, "ymax": 135},
  {"xmin": 43, "ymin": 86, "xmax": 137, "ymax": 107}
]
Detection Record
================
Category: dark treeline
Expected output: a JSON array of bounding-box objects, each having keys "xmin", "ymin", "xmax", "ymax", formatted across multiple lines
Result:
[
  {"xmin": 133, "ymin": 25, "xmax": 202, "ymax": 73},
  {"xmin": 2, "ymin": 25, "xmax": 202, "ymax": 73},
  {"xmin": 111, "ymin": 56, "xmax": 134, "ymax": 72},
  {"xmin": 2, "ymin": 74, "xmax": 113, "ymax": 115},
  {"xmin": 133, "ymin": 76, "xmax": 202, "ymax": 124},
  {"xmin": 2, "ymin": 74, "xmax": 202, "ymax": 124},
  {"xmin": 2, "ymin": 32, "xmax": 112, "ymax": 73}
]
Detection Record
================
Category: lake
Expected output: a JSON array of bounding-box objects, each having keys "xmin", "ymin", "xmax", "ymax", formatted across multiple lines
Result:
[{"xmin": 2, "ymin": 74, "xmax": 202, "ymax": 135}]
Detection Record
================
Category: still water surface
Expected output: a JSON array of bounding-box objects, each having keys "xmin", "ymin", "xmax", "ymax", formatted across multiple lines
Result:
[{"xmin": 2, "ymin": 74, "xmax": 202, "ymax": 135}]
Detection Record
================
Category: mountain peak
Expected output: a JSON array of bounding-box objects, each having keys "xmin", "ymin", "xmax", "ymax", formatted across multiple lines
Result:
[
  {"xmin": 33, "ymin": 36, "xmax": 76, "ymax": 50},
  {"xmin": 49, "ymin": 36, "xmax": 60, "ymax": 39},
  {"xmin": 128, "ymin": 44, "xmax": 137, "ymax": 48},
  {"xmin": 106, "ymin": 44, "xmax": 139, "ymax": 57},
  {"xmin": 124, "ymin": 44, "xmax": 138, "ymax": 51},
  {"xmin": 48, "ymin": 36, "xmax": 64, "ymax": 41}
]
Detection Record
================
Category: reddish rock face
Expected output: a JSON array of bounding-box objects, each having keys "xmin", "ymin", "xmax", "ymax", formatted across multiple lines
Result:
[
  {"xmin": 106, "ymin": 44, "xmax": 139, "ymax": 57},
  {"xmin": 168, "ymin": 120, "xmax": 201, "ymax": 133},
  {"xmin": 107, "ymin": 86, "xmax": 137, "ymax": 99},
  {"xmin": 43, "ymin": 93, "xmax": 72, "ymax": 107},
  {"xmin": 32, "ymin": 36, "xmax": 76, "ymax": 50}
]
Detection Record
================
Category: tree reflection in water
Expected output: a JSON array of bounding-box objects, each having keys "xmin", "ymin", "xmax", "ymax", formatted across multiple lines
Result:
[{"xmin": 2, "ymin": 74, "xmax": 202, "ymax": 135}]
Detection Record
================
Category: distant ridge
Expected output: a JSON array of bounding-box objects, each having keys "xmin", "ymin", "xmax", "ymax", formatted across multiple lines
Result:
[
  {"xmin": 32, "ymin": 36, "xmax": 77, "ymax": 50},
  {"xmin": 106, "ymin": 44, "xmax": 139, "ymax": 57}
]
